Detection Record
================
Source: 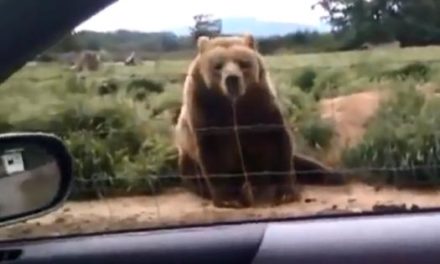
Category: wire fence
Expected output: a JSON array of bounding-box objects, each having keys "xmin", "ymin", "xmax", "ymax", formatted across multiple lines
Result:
[
  {"xmin": 74, "ymin": 164, "xmax": 440, "ymax": 183},
  {"xmin": 10, "ymin": 48, "xmax": 440, "ymax": 202}
]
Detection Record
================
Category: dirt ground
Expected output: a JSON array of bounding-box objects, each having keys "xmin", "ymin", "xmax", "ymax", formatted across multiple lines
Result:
[
  {"xmin": 320, "ymin": 89, "xmax": 385, "ymax": 148},
  {"xmin": 2, "ymin": 183, "xmax": 440, "ymax": 241},
  {"xmin": 2, "ymin": 90, "xmax": 438, "ymax": 241}
]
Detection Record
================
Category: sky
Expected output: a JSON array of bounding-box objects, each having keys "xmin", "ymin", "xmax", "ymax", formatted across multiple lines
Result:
[{"xmin": 76, "ymin": 0, "xmax": 326, "ymax": 32}]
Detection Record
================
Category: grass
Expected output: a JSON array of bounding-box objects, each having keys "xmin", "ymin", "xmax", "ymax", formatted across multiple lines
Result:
[
  {"xmin": 342, "ymin": 81, "xmax": 440, "ymax": 188},
  {"xmin": 3, "ymin": 45, "xmax": 440, "ymax": 199}
]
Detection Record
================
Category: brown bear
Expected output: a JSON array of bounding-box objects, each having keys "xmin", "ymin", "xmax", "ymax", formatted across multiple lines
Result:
[
  {"xmin": 174, "ymin": 34, "xmax": 301, "ymax": 208},
  {"xmin": 174, "ymin": 34, "xmax": 344, "ymax": 208}
]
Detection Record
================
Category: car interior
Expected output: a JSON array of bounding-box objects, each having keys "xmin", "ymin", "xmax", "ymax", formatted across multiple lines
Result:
[{"xmin": 0, "ymin": 0, "xmax": 440, "ymax": 263}]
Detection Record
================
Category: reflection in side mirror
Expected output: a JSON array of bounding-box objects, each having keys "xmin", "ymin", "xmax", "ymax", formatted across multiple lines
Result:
[{"xmin": 0, "ymin": 133, "xmax": 73, "ymax": 227}]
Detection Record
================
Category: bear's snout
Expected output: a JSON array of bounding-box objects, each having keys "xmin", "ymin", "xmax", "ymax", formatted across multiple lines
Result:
[
  {"xmin": 225, "ymin": 75, "xmax": 241, "ymax": 98},
  {"xmin": 223, "ymin": 74, "xmax": 245, "ymax": 100}
]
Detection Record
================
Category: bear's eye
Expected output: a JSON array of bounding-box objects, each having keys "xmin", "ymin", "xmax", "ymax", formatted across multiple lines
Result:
[
  {"xmin": 238, "ymin": 60, "xmax": 252, "ymax": 69},
  {"xmin": 214, "ymin": 62, "xmax": 223, "ymax": 71}
]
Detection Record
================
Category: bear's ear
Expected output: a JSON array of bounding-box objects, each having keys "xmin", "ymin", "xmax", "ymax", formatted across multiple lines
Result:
[
  {"xmin": 197, "ymin": 36, "xmax": 210, "ymax": 53},
  {"xmin": 243, "ymin": 33, "xmax": 257, "ymax": 50}
]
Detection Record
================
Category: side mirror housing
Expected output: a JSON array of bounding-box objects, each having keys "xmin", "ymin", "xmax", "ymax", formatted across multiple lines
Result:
[{"xmin": 0, "ymin": 132, "xmax": 73, "ymax": 227}]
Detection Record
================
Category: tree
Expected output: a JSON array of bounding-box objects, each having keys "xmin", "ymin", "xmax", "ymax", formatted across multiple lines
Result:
[
  {"xmin": 160, "ymin": 32, "xmax": 180, "ymax": 51},
  {"xmin": 190, "ymin": 14, "xmax": 222, "ymax": 43},
  {"xmin": 85, "ymin": 38, "xmax": 101, "ymax": 51},
  {"xmin": 315, "ymin": 0, "xmax": 440, "ymax": 48}
]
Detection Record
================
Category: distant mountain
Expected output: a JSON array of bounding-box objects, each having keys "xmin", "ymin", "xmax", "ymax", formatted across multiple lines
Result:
[{"xmin": 172, "ymin": 17, "xmax": 330, "ymax": 37}]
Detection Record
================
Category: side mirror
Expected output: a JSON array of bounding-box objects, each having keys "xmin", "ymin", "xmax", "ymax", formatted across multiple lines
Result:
[{"xmin": 0, "ymin": 132, "xmax": 73, "ymax": 227}]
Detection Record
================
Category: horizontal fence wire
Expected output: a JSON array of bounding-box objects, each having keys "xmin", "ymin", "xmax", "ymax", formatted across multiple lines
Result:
[
  {"xmin": 73, "ymin": 164, "xmax": 440, "ymax": 183},
  {"xmin": 28, "ymin": 56, "xmax": 440, "ymax": 190},
  {"xmin": 73, "ymin": 57, "xmax": 440, "ymax": 75}
]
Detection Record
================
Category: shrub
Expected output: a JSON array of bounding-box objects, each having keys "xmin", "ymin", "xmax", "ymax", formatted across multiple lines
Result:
[
  {"xmin": 299, "ymin": 116, "xmax": 335, "ymax": 150},
  {"xmin": 62, "ymin": 99, "xmax": 177, "ymax": 199},
  {"xmin": 68, "ymin": 132, "xmax": 177, "ymax": 200},
  {"xmin": 148, "ymin": 86, "xmax": 182, "ymax": 118},
  {"xmin": 381, "ymin": 62, "xmax": 431, "ymax": 81},
  {"xmin": 278, "ymin": 85, "xmax": 334, "ymax": 151},
  {"xmin": 352, "ymin": 62, "xmax": 386, "ymax": 81},
  {"xmin": 97, "ymin": 79, "xmax": 119, "ymax": 96},
  {"xmin": 0, "ymin": 77, "xmax": 177, "ymax": 199},
  {"xmin": 126, "ymin": 78, "xmax": 164, "ymax": 101},
  {"xmin": 293, "ymin": 68, "xmax": 317, "ymax": 93},
  {"xmin": 65, "ymin": 74, "xmax": 88, "ymax": 94},
  {"xmin": 341, "ymin": 84, "xmax": 440, "ymax": 187},
  {"xmin": 278, "ymin": 85, "xmax": 316, "ymax": 120},
  {"xmin": 312, "ymin": 69, "xmax": 347, "ymax": 100}
]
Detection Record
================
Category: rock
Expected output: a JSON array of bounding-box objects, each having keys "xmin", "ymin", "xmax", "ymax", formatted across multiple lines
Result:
[
  {"xmin": 351, "ymin": 208, "xmax": 363, "ymax": 213},
  {"xmin": 304, "ymin": 198, "xmax": 317, "ymax": 203},
  {"xmin": 372, "ymin": 203, "xmax": 407, "ymax": 212},
  {"xmin": 54, "ymin": 217, "xmax": 67, "ymax": 224},
  {"xmin": 315, "ymin": 208, "xmax": 353, "ymax": 216},
  {"xmin": 19, "ymin": 228, "xmax": 32, "ymax": 235},
  {"xmin": 410, "ymin": 204, "xmax": 420, "ymax": 211}
]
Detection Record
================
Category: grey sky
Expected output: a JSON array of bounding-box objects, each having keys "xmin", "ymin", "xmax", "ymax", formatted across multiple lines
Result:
[{"xmin": 76, "ymin": 0, "xmax": 326, "ymax": 32}]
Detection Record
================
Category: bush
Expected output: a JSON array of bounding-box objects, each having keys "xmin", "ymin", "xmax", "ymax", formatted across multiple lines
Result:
[
  {"xmin": 293, "ymin": 68, "xmax": 317, "ymax": 93},
  {"xmin": 60, "ymin": 98, "xmax": 177, "ymax": 199},
  {"xmin": 278, "ymin": 85, "xmax": 334, "ymax": 151},
  {"xmin": 0, "ymin": 75, "xmax": 178, "ymax": 200},
  {"xmin": 278, "ymin": 85, "xmax": 316, "ymax": 120},
  {"xmin": 65, "ymin": 74, "xmax": 88, "ymax": 94},
  {"xmin": 312, "ymin": 69, "xmax": 347, "ymax": 100},
  {"xmin": 97, "ymin": 79, "xmax": 119, "ymax": 96},
  {"xmin": 342, "ymin": 84, "xmax": 440, "ymax": 187},
  {"xmin": 148, "ymin": 86, "xmax": 182, "ymax": 118},
  {"xmin": 68, "ymin": 132, "xmax": 177, "ymax": 200},
  {"xmin": 126, "ymin": 78, "xmax": 164, "ymax": 101},
  {"xmin": 299, "ymin": 116, "xmax": 335, "ymax": 150},
  {"xmin": 381, "ymin": 62, "xmax": 431, "ymax": 81}
]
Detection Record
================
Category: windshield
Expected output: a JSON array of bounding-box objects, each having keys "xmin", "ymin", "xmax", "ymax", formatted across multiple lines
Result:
[{"xmin": 1, "ymin": 0, "xmax": 440, "ymax": 241}]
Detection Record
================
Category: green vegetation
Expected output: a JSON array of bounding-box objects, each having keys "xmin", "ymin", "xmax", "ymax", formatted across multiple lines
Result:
[
  {"xmin": 342, "ymin": 81, "xmax": 440, "ymax": 188},
  {"xmin": 293, "ymin": 68, "xmax": 317, "ymax": 93},
  {"xmin": 316, "ymin": 0, "xmax": 440, "ymax": 49},
  {"xmin": 4, "ymin": 45, "xmax": 440, "ymax": 199},
  {"xmin": 381, "ymin": 62, "xmax": 432, "ymax": 82}
]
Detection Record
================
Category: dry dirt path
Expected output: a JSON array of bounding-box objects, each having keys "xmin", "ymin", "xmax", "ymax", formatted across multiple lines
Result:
[{"xmin": 2, "ymin": 183, "xmax": 440, "ymax": 241}]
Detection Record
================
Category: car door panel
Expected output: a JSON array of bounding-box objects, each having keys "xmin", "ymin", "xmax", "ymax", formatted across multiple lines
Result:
[
  {"xmin": 0, "ymin": 223, "xmax": 266, "ymax": 264},
  {"xmin": 2, "ymin": 212, "xmax": 440, "ymax": 264}
]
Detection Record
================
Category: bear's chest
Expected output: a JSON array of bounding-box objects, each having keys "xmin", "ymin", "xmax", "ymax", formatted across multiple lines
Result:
[
  {"xmin": 194, "ymin": 90, "xmax": 279, "ymax": 127},
  {"xmin": 192, "ymin": 88, "xmax": 289, "ymax": 163}
]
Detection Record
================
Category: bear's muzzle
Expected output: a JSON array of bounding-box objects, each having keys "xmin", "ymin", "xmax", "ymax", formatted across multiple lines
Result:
[{"xmin": 225, "ymin": 75, "xmax": 241, "ymax": 98}]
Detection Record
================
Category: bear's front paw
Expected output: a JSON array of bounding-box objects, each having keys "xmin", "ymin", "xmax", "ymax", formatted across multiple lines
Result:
[
  {"xmin": 273, "ymin": 185, "xmax": 301, "ymax": 206},
  {"xmin": 240, "ymin": 181, "xmax": 255, "ymax": 207}
]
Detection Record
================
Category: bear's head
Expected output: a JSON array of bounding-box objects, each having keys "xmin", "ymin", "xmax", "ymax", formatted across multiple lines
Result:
[{"xmin": 195, "ymin": 34, "xmax": 265, "ymax": 101}]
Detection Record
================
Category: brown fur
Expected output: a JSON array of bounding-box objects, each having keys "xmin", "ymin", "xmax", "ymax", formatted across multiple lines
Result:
[
  {"xmin": 72, "ymin": 51, "xmax": 100, "ymax": 72},
  {"xmin": 172, "ymin": 104, "xmax": 345, "ymax": 187},
  {"xmin": 174, "ymin": 34, "xmax": 301, "ymax": 208}
]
